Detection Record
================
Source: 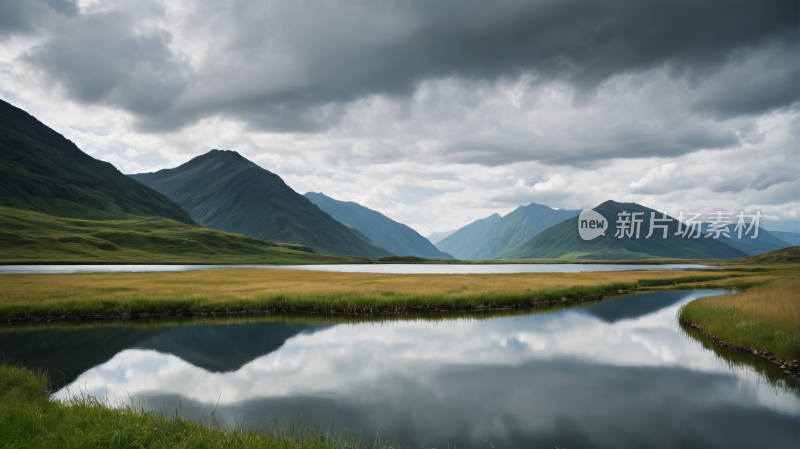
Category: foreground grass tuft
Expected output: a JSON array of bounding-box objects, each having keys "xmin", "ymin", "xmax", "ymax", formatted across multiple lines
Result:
[
  {"xmin": 0, "ymin": 363, "xmax": 395, "ymax": 448},
  {"xmin": 679, "ymin": 278, "xmax": 799, "ymax": 360}
]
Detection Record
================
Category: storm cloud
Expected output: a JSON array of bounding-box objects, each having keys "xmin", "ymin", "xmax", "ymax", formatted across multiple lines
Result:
[
  {"xmin": 14, "ymin": 0, "xmax": 799, "ymax": 130},
  {"xmin": 1, "ymin": 0, "xmax": 798, "ymax": 233}
]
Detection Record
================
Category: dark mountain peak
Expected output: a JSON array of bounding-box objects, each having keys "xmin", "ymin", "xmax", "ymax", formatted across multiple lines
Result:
[
  {"xmin": 129, "ymin": 153, "xmax": 392, "ymax": 258},
  {"xmin": 0, "ymin": 98, "xmax": 195, "ymax": 224},
  {"xmin": 191, "ymin": 150, "xmax": 257, "ymax": 165}
]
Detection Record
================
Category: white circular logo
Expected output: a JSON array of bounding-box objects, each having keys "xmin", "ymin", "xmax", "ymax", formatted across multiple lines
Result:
[{"xmin": 578, "ymin": 209, "xmax": 607, "ymax": 240}]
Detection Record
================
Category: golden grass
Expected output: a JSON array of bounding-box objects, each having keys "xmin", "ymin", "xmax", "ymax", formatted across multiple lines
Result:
[
  {"xmin": 0, "ymin": 268, "xmax": 720, "ymax": 305},
  {"xmin": 688, "ymin": 279, "xmax": 798, "ymax": 327},
  {"xmin": 680, "ymin": 272, "xmax": 799, "ymax": 360}
]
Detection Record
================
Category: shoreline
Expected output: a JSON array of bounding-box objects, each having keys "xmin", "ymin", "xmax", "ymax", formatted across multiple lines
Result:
[
  {"xmin": 0, "ymin": 292, "xmax": 610, "ymax": 324},
  {"xmin": 682, "ymin": 318, "xmax": 799, "ymax": 380}
]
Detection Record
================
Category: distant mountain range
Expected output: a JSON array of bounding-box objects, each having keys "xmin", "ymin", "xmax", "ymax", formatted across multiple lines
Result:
[
  {"xmin": 0, "ymin": 99, "xmax": 194, "ymax": 225},
  {"xmin": 130, "ymin": 150, "xmax": 392, "ymax": 258},
  {"xmin": 304, "ymin": 192, "xmax": 453, "ymax": 259},
  {"xmin": 426, "ymin": 230, "xmax": 456, "ymax": 245},
  {"xmin": 2, "ymin": 97, "xmax": 793, "ymax": 262},
  {"xmin": 435, "ymin": 213, "xmax": 501, "ymax": 260},
  {"xmin": 769, "ymin": 231, "xmax": 799, "ymax": 246},
  {"xmin": 504, "ymin": 201, "xmax": 755, "ymax": 260},
  {"xmin": 435, "ymin": 203, "xmax": 579, "ymax": 260}
]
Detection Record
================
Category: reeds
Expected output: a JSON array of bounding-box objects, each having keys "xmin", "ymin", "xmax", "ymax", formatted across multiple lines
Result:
[
  {"xmin": 0, "ymin": 269, "xmax": 742, "ymax": 319},
  {"xmin": 680, "ymin": 277, "xmax": 800, "ymax": 360}
]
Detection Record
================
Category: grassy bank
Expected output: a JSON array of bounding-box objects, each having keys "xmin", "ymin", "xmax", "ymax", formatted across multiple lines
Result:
[
  {"xmin": 0, "ymin": 363, "xmax": 391, "ymax": 449},
  {"xmin": 0, "ymin": 207, "xmax": 371, "ymax": 264},
  {"xmin": 0, "ymin": 268, "xmax": 758, "ymax": 320},
  {"xmin": 679, "ymin": 273, "xmax": 799, "ymax": 361}
]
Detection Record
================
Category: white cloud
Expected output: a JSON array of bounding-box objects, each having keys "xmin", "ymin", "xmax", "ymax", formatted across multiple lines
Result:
[{"xmin": 1, "ymin": 0, "xmax": 797, "ymax": 236}]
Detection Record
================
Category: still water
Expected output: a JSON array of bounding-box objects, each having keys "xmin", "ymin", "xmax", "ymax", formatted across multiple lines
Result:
[
  {"xmin": 2, "ymin": 289, "xmax": 798, "ymax": 448},
  {"xmin": 0, "ymin": 263, "xmax": 719, "ymax": 274}
]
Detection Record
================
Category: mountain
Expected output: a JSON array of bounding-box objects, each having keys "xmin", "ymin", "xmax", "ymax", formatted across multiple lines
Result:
[
  {"xmin": 435, "ymin": 203, "xmax": 580, "ymax": 260},
  {"xmin": 503, "ymin": 200, "xmax": 747, "ymax": 260},
  {"xmin": 435, "ymin": 213, "xmax": 501, "ymax": 260},
  {"xmin": 129, "ymin": 150, "xmax": 392, "ymax": 258},
  {"xmin": 304, "ymin": 192, "xmax": 453, "ymax": 259},
  {"xmin": 714, "ymin": 225, "xmax": 793, "ymax": 256},
  {"xmin": 769, "ymin": 231, "xmax": 800, "ymax": 246},
  {"xmin": 0, "ymin": 99, "xmax": 194, "ymax": 224},
  {"xmin": 470, "ymin": 203, "xmax": 580, "ymax": 260},
  {"xmin": 427, "ymin": 230, "xmax": 456, "ymax": 245}
]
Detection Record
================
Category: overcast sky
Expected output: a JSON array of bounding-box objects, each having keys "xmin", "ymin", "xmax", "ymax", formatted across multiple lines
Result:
[{"xmin": 1, "ymin": 0, "xmax": 797, "ymax": 235}]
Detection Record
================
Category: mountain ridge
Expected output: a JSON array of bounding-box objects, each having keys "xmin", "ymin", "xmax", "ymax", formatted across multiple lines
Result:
[
  {"xmin": 0, "ymin": 98, "xmax": 195, "ymax": 225},
  {"xmin": 129, "ymin": 150, "xmax": 393, "ymax": 258},
  {"xmin": 435, "ymin": 203, "xmax": 580, "ymax": 260},
  {"xmin": 304, "ymin": 192, "xmax": 453, "ymax": 259},
  {"xmin": 504, "ymin": 201, "xmax": 749, "ymax": 260}
]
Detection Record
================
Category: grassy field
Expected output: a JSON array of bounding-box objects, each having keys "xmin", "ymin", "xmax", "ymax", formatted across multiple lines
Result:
[
  {"xmin": 680, "ymin": 274, "xmax": 799, "ymax": 360},
  {"xmin": 0, "ymin": 362, "xmax": 394, "ymax": 449},
  {"xmin": 0, "ymin": 265, "xmax": 776, "ymax": 320},
  {"xmin": 0, "ymin": 207, "xmax": 372, "ymax": 265}
]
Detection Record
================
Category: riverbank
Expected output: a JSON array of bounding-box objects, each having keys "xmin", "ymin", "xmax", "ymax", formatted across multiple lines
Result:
[
  {"xmin": 0, "ymin": 363, "xmax": 392, "ymax": 449},
  {"xmin": 0, "ymin": 267, "xmax": 775, "ymax": 322},
  {"xmin": 679, "ymin": 272, "xmax": 799, "ymax": 374}
]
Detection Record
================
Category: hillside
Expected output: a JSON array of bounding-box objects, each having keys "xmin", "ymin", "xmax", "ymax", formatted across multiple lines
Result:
[
  {"xmin": 0, "ymin": 206, "xmax": 370, "ymax": 264},
  {"xmin": 304, "ymin": 192, "xmax": 453, "ymax": 259},
  {"xmin": 435, "ymin": 203, "xmax": 579, "ymax": 260},
  {"xmin": 427, "ymin": 230, "xmax": 456, "ymax": 245},
  {"xmin": 470, "ymin": 203, "xmax": 580, "ymax": 260},
  {"xmin": 726, "ymin": 246, "xmax": 799, "ymax": 265},
  {"xmin": 435, "ymin": 213, "xmax": 501, "ymax": 259},
  {"xmin": 129, "ymin": 150, "xmax": 392, "ymax": 258},
  {"xmin": 0, "ymin": 99, "xmax": 194, "ymax": 224},
  {"xmin": 713, "ymin": 225, "xmax": 792, "ymax": 256},
  {"xmin": 503, "ymin": 200, "xmax": 747, "ymax": 260}
]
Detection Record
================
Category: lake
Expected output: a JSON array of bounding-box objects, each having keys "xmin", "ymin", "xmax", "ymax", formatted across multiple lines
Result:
[
  {"xmin": 0, "ymin": 263, "xmax": 721, "ymax": 274},
  {"xmin": 1, "ymin": 289, "xmax": 797, "ymax": 448}
]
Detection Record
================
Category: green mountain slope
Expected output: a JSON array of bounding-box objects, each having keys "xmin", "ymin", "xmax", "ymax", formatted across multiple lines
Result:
[
  {"xmin": 435, "ymin": 213, "xmax": 501, "ymax": 259},
  {"xmin": 304, "ymin": 192, "xmax": 453, "ymax": 259},
  {"xmin": 504, "ymin": 200, "xmax": 747, "ymax": 260},
  {"xmin": 729, "ymin": 246, "xmax": 799, "ymax": 265},
  {"xmin": 435, "ymin": 203, "xmax": 579, "ymax": 260},
  {"xmin": 0, "ymin": 99, "xmax": 194, "ymax": 224},
  {"xmin": 471, "ymin": 203, "xmax": 580, "ymax": 260},
  {"xmin": 0, "ymin": 206, "xmax": 371, "ymax": 264},
  {"xmin": 129, "ymin": 150, "xmax": 392, "ymax": 258}
]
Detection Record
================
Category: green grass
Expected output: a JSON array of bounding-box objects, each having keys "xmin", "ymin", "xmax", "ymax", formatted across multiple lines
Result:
[
  {"xmin": 0, "ymin": 363, "xmax": 395, "ymax": 449},
  {"xmin": 679, "ymin": 276, "xmax": 799, "ymax": 361},
  {"xmin": 0, "ymin": 206, "xmax": 373, "ymax": 264}
]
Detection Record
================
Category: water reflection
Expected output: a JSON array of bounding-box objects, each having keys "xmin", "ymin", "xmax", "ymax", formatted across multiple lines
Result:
[{"xmin": 2, "ymin": 289, "xmax": 798, "ymax": 448}]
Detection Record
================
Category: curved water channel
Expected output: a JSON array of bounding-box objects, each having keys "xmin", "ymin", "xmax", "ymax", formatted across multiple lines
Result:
[{"xmin": 1, "ymin": 289, "xmax": 798, "ymax": 448}]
